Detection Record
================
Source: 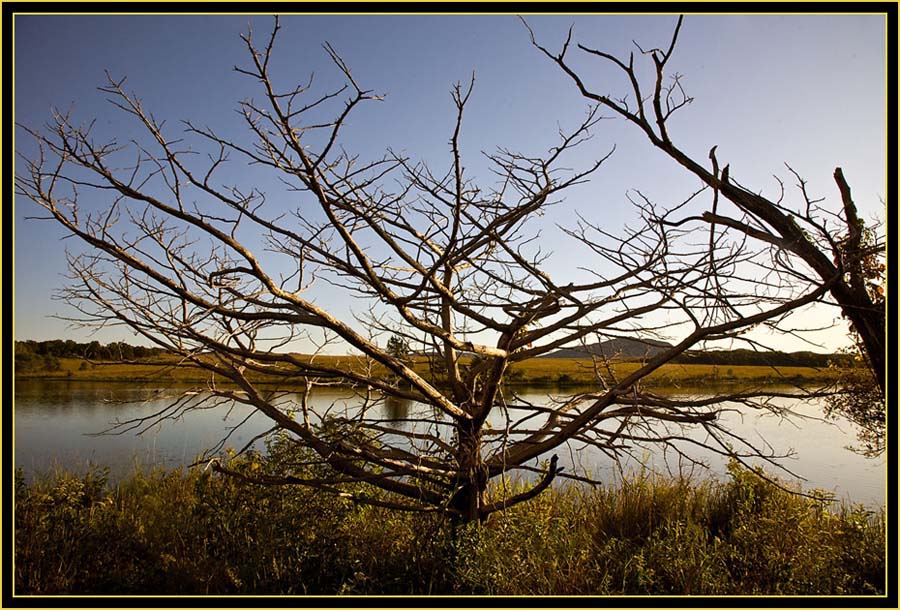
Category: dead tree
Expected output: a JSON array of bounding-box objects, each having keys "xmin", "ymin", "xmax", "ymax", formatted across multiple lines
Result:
[
  {"xmin": 17, "ymin": 18, "xmax": 846, "ymax": 524},
  {"xmin": 526, "ymin": 15, "xmax": 886, "ymax": 398}
]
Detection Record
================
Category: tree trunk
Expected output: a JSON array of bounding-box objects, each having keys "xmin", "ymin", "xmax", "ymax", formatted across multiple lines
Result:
[
  {"xmin": 665, "ymin": 149, "xmax": 885, "ymax": 396},
  {"xmin": 845, "ymin": 303, "xmax": 885, "ymax": 394},
  {"xmin": 832, "ymin": 167, "xmax": 885, "ymax": 396},
  {"xmin": 449, "ymin": 421, "xmax": 488, "ymax": 525}
]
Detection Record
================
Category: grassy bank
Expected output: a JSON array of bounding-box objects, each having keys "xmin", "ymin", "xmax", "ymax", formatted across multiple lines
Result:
[
  {"xmin": 15, "ymin": 455, "xmax": 884, "ymax": 596},
  {"xmin": 15, "ymin": 354, "xmax": 843, "ymax": 388}
]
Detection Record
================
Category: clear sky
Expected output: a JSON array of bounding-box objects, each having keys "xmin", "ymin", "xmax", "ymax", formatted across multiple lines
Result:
[{"xmin": 13, "ymin": 13, "xmax": 887, "ymax": 353}]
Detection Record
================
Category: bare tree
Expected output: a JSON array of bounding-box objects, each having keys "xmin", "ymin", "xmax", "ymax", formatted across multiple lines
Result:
[
  {"xmin": 525, "ymin": 15, "xmax": 886, "ymax": 398},
  {"xmin": 17, "ymin": 18, "xmax": 848, "ymax": 524}
]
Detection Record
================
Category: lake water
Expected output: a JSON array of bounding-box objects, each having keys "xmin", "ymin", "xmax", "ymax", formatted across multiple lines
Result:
[{"xmin": 13, "ymin": 379, "xmax": 886, "ymax": 508}]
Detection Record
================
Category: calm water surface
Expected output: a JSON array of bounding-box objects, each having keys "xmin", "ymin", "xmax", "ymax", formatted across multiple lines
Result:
[{"xmin": 13, "ymin": 379, "xmax": 886, "ymax": 507}]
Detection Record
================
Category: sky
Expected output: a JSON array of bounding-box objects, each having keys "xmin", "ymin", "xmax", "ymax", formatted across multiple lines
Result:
[{"xmin": 13, "ymin": 12, "xmax": 887, "ymax": 353}]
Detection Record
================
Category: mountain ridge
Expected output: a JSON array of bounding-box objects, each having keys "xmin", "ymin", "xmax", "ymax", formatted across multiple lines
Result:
[{"xmin": 539, "ymin": 337, "xmax": 673, "ymax": 360}]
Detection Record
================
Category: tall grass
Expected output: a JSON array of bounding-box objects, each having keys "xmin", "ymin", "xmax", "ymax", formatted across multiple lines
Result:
[
  {"xmin": 455, "ymin": 465, "xmax": 884, "ymax": 595},
  {"xmin": 14, "ymin": 456, "xmax": 884, "ymax": 596},
  {"xmin": 17, "ymin": 354, "xmax": 843, "ymax": 388}
]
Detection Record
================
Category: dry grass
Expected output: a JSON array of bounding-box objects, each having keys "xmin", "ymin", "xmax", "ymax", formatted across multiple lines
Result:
[
  {"xmin": 15, "ymin": 456, "xmax": 885, "ymax": 595},
  {"xmin": 17, "ymin": 353, "xmax": 842, "ymax": 388},
  {"xmin": 507, "ymin": 358, "xmax": 840, "ymax": 387}
]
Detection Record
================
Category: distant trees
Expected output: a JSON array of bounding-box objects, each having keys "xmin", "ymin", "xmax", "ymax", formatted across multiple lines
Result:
[
  {"xmin": 14, "ymin": 342, "xmax": 61, "ymax": 372},
  {"xmin": 673, "ymin": 349, "xmax": 854, "ymax": 369},
  {"xmin": 16, "ymin": 17, "xmax": 880, "ymax": 523},
  {"xmin": 14, "ymin": 339, "xmax": 165, "ymax": 367},
  {"xmin": 385, "ymin": 335, "xmax": 411, "ymax": 362}
]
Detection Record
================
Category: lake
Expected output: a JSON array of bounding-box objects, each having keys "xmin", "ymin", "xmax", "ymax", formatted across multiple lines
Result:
[{"xmin": 13, "ymin": 379, "xmax": 886, "ymax": 508}]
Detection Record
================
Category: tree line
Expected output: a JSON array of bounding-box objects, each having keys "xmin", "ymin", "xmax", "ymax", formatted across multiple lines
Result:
[
  {"xmin": 14, "ymin": 339, "xmax": 167, "ymax": 371},
  {"xmin": 674, "ymin": 349, "xmax": 855, "ymax": 369}
]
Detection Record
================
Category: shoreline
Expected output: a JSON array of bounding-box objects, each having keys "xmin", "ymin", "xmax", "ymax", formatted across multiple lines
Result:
[{"xmin": 15, "ymin": 357, "xmax": 843, "ymax": 388}]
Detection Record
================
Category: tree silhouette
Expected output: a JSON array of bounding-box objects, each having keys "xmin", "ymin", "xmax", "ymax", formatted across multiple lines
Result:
[{"xmin": 16, "ymin": 17, "xmax": 864, "ymax": 523}]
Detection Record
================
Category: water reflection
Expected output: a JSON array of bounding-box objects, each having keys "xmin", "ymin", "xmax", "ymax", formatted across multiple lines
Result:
[
  {"xmin": 13, "ymin": 379, "xmax": 886, "ymax": 507},
  {"xmin": 384, "ymin": 395, "xmax": 412, "ymax": 424}
]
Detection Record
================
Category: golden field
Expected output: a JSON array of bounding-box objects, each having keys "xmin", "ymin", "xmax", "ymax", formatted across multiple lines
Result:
[{"xmin": 16, "ymin": 353, "xmax": 843, "ymax": 389}]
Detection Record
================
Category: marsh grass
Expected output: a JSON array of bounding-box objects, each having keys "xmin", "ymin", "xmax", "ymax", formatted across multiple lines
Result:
[
  {"xmin": 455, "ymin": 465, "xmax": 885, "ymax": 595},
  {"xmin": 14, "ymin": 450, "xmax": 884, "ymax": 596},
  {"xmin": 18, "ymin": 355, "xmax": 842, "ymax": 388}
]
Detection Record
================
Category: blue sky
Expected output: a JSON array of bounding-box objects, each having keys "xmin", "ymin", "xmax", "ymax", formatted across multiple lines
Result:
[{"xmin": 14, "ymin": 13, "xmax": 887, "ymax": 352}]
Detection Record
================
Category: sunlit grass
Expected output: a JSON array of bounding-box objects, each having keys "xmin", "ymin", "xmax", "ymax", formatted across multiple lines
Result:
[
  {"xmin": 18, "ymin": 354, "xmax": 843, "ymax": 388},
  {"xmin": 14, "ymin": 454, "xmax": 885, "ymax": 595}
]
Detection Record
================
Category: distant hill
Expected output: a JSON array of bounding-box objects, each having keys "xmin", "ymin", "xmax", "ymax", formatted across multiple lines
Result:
[
  {"xmin": 540, "ymin": 337, "xmax": 673, "ymax": 360},
  {"xmin": 540, "ymin": 338, "xmax": 852, "ymax": 368}
]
